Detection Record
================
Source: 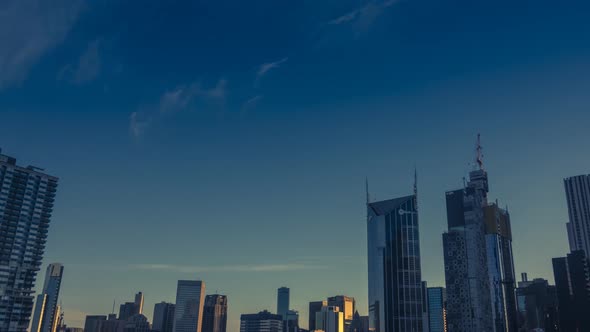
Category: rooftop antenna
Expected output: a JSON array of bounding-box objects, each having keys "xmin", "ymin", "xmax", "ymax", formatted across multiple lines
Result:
[{"xmin": 476, "ymin": 133, "xmax": 484, "ymax": 170}]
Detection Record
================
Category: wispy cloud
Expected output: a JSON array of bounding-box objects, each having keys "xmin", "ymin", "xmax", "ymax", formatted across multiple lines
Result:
[
  {"xmin": 256, "ymin": 57, "xmax": 288, "ymax": 80},
  {"xmin": 58, "ymin": 40, "xmax": 101, "ymax": 84},
  {"xmin": 129, "ymin": 78, "xmax": 227, "ymax": 138},
  {"xmin": 241, "ymin": 95, "xmax": 263, "ymax": 113},
  {"xmin": 130, "ymin": 262, "xmax": 321, "ymax": 273},
  {"xmin": 327, "ymin": 0, "xmax": 400, "ymax": 30},
  {"xmin": 0, "ymin": 0, "xmax": 83, "ymax": 89}
]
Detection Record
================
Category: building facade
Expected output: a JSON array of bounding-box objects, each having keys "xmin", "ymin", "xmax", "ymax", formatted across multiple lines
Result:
[
  {"xmin": 564, "ymin": 175, "xmax": 590, "ymax": 257},
  {"xmin": 277, "ymin": 287, "xmax": 289, "ymax": 319},
  {"xmin": 240, "ymin": 310, "xmax": 283, "ymax": 332},
  {"xmin": 31, "ymin": 263, "xmax": 64, "ymax": 332},
  {"xmin": 173, "ymin": 280, "xmax": 206, "ymax": 332},
  {"xmin": 327, "ymin": 296, "xmax": 354, "ymax": 332},
  {"xmin": 443, "ymin": 169, "xmax": 494, "ymax": 332},
  {"xmin": 315, "ymin": 306, "xmax": 343, "ymax": 332},
  {"xmin": 308, "ymin": 301, "xmax": 326, "ymax": 331},
  {"xmin": 426, "ymin": 287, "xmax": 446, "ymax": 332},
  {"xmin": 202, "ymin": 295, "xmax": 227, "ymax": 332},
  {"xmin": 0, "ymin": 150, "xmax": 59, "ymax": 331},
  {"xmin": 153, "ymin": 302, "xmax": 175, "ymax": 332},
  {"xmin": 552, "ymin": 250, "xmax": 590, "ymax": 332},
  {"xmin": 367, "ymin": 193, "xmax": 425, "ymax": 332},
  {"xmin": 515, "ymin": 276, "xmax": 558, "ymax": 332},
  {"xmin": 119, "ymin": 292, "xmax": 144, "ymax": 321}
]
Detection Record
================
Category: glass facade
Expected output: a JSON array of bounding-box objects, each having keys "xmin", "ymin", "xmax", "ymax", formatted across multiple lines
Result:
[
  {"xmin": 367, "ymin": 194, "xmax": 424, "ymax": 332},
  {"xmin": 31, "ymin": 263, "xmax": 64, "ymax": 332},
  {"xmin": 427, "ymin": 287, "xmax": 446, "ymax": 332},
  {"xmin": 173, "ymin": 280, "xmax": 206, "ymax": 332}
]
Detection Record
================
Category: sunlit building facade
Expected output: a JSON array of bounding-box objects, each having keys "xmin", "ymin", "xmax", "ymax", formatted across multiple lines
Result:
[
  {"xmin": 31, "ymin": 263, "xmax": 64, "ymax": 332},
  {"xmin": 202, "ymin": 294, "xmax": 227, "ymax": 332},
  {"xmin": 173, "ymin": 280, "xmax": 206, "ymax": 332}
]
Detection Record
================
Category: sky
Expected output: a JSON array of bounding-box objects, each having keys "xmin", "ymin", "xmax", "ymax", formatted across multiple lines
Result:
[{"xmin": 1, "ymin": 0, "xmax": 590, "ymax": 330}]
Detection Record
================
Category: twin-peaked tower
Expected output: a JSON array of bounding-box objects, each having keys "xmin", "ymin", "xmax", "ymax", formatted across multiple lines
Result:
[{"xmin": 442, "ymin": 136, "xmax": 517, "ymax": 332}]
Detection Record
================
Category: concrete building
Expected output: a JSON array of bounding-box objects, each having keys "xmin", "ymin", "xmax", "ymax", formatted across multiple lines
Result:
[
  {"xmin": 564, "ymin": 175, "xmax": 590, "ymax": 257},
  {"xmin": 173, "ymin": 280, "xmax": 206, "ymax": 332},
  {"xmin": 0, "ymin": 150, "xmax": 59, "ymax": 331},
  {"xmin": 327, "ymin": 296, "xmax": 354, "ymax": 332},
  {"xmin": 315, "ymin": 306, "xmax": 343, "ymax": 332},
  {"xmin": 31, "ymin": 263, "xmax": 65, "ymax": 332}
]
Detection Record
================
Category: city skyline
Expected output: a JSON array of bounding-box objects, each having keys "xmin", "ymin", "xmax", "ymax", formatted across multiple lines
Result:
[{"xmin": 2, "ymin": 0, "xmax": 590, "ymax": 331}]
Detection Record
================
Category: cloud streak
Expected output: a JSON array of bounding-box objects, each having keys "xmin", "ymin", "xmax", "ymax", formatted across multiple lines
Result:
[
  {"xmin": 257, "ymin": 57, "xmax": 288, "ymax": 80},
  {"xmin": 327, "ymin": 0, "xmax": 400, "ymax": 30},
  {"xmin": 0, "ymin": 0, "xmax": 83, "ymax": 89},
  {"xmin": 130, "ymin": 262, "xmax": 321, "ymax": 273}
]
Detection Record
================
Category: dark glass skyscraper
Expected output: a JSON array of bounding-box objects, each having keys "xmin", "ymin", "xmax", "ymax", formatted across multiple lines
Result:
[
  {"xmin": 202, "ymin": 294, "xmax": 228, "ymax": 332},
  {"xmin": 564, "ymin": 175, "xmax": 590, "ymax": 257},
  {"xmin": 277, "ymin": 287, "xmax": 289, "ymax": 319},
  {"xmin": 0, "ymin": 150, "xmax": 59, "ymax": 332},
  {"xmin": 31, "ymin": 263, "xmax": 64, "ymax": 332},
  {"xmin": 427, "ymin": 287, "xmax": 446, "ymax": 332},
  {"xmin": 153, "ymin": 302, "xmax": 175, "ymax": 332},
  {"xmin": 173, "ymin": 280, "xmax": 206, "ymax": 332},
  {"xmin": 552, "ymin": 250, "xmax": 590, "ymax": 331},
  {"xmin": 308, "ymin": 301, "xmax": 327, "ymax": 331},
  {"xmin": 367, "ymin": 191, "xmax": 425, "ymax": 332}
]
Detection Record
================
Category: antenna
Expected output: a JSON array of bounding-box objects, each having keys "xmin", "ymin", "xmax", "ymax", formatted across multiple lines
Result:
[{"xmin": 476, "ymin": 133, "xmax": 484, "ymax": 170}]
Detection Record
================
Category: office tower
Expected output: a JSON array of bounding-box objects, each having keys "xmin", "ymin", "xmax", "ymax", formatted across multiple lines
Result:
[
  {"xmin": 240, "ymin": 310, "xmax": 283, "ymax": 332},
  {"xmin": 83, "ymin": 315, "xmax": 107, "ymax": 332},
  {"xmin": 120, "ymin": 292, "xmax": 144, "ymax": 321},
  {"xmin": 173, "ymin": 280, "xmax": 206, "ymax": 332},
  {"xmin": 327, "ymin": 296, "xmax": 354, "ymax": 332},
  {"xmin": 350, "ymin": 312, "xmax": 369, "ymax": 332},
  {"xmin": 283, "ymin": 310, "xmax": 299, "ymax": 332},
  {"xmin": 123, "ymin": 314, "xmax": 151, "ymax": 332},
  {"xmin": 153, "ymin": 302, "xmax": 176, "ymax": 332},
  {"xmin": 308, "ymin": 301, "xmax": 327, "ymax": 331},
  {"xmin": 421, "ymin": 282, "xmax": 429, "ymax": 332},
  {"xmin": 427, "ymin": 287, "xmax": 446, "ymax": 332},
  {"xmin": 31, "ymin": 263, "xmax": 65, "ymax": 332},
  {"xmin": 277, "ymin": 287, "xmax": 290, "ymax": 319},
  {"xmin": 315, "ymin": 306, "xmax": 344, "ymax": 332},
  {"xmin": 202, "ymin": 295, "xmax": 228, "ymax": 332},
  {"xmin": 135, "ymin": 292, "xmax": 144, "ymax": 315},
  {"xmin": 515, "ymin": 277, "xmax": 558, "ymax": 332},
  {"xmin": 483, "ymin": 204, "xmax": 518, "ymax": 332},
  {"xmin": 0, "ymin": 150, "xmax": 59, "ymax": 332},
  {"xmin": 367, "ymin": 186, "xmax": 425, "ymax": 331},
  {"xmin": 552, "ymin": 250, "xmax": 590, "ymax": 331},
  {"xmin": 564, "ymin": 175, "xmax": 590, "ymax": 257}
]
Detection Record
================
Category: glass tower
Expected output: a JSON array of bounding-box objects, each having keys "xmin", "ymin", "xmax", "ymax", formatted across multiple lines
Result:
[
  {"xmin": 564, "ymin": 174, "xmax": 590, "ymax": 257},
  {"xmin": 427, "ymin": 287, "xmax": 446, "ymax": 332},
  {"xmin": 202, "ymin": 294, "xmax": 228, "ymax": 332},
  {"xmin": 277, "ymin": 287, "xmax": 289, "ymax": 319},
  {"xmin": 0, "ymin": 150, "xmax": 59, "ymax": 332},
  {"xmin": 173, "ymin": 280, "xmax": 206, "ymax": 332},
  {"xmin": 30, "ymin": 263, "xmax": 64, "ymax": 332},
  {"xmin": 367, "ymin": 193, "xmax": 425, "ymax": 332}
]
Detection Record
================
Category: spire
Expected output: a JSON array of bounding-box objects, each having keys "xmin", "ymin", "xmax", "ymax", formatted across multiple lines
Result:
[{"xmin": 476, "ymin": 133, "xmax": 484, "ymax": 170}]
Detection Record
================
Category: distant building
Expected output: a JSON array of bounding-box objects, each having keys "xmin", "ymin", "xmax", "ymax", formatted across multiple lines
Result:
[
  {"xmin": 123, "ymin": 314, "xmax": 151, "ymax": 332},
  {"xmin": 0, "ymin": 150, "xmax": 59, "ymax": 331},
  {"xmin": 564, "ymin": 175, "xmax": 590, "ymax": 257},
  {"xmin": 173, "ymin": 280, "xmax": 206, "ymax": 332},
  {"xmin": 153, "ymin": 302, "xmax": 175, "ymax": 332},
  {"xmin": 367, "ymin": 190, "xmax": 425, "ymax": 332},
  {"xmin": 427, "ymin": 287, "xmax": 446, "ymax": 332},
  {"xmin": 308, "ymin": 301, "xmax": 327, "ymax": 331},
  {"xmin": 240, "ymin": 310, "xmax": 283, "ymax": 332},
  {"xmin": 284, "ymin": 310, "xmax": 299, "ymax": 332},
  {"xmin": 31, "ymin": 263, "xmax": 65, "ymax": 332},
  {"xmin": 350, "ymin": 312, "xmax": 368, "ymax": 332},
  {"xmin": 202, "ymin": 295, "xmax": 228, "ymax": 332},
  {"xmin": 515, "ymin": 276, "xmax": 558, "ymax": 332},
  {"xmin": 119, "ymin": 292, "xmax": 144, "ymax": 321},
  {"xmin": 315, "ymin": 306, "xmax": 343, "ymax": 332},
  {"xmin": 84, "ymin": 315, "xmax": 107, "ymax": 332},
  {"xmin": 552, "ymin": 250, "xmax": 590, "ymax": 331},
  {"xmin": 277, "ymin": 287, "xmax": 290, "ymax": 319},
  {"xmin": 327, "ymin": 296, "xmax": 354, "ymax": 332},
  {"xmin": 421, "ymin": 282, "xmax": 429, "ymax": 332}
]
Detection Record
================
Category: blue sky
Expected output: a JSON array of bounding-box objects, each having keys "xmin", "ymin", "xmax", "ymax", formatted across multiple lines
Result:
[{"xmin": 1, "ymin": 0, "xmax": 590, "ymax": 330}]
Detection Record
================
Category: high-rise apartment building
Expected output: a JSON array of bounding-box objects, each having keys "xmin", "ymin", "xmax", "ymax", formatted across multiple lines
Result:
[
  {"xmin": 31, "ymin": 263, "xmax": 64, "ymax": 332},
  {"xmin": 173, "ymin": 280, "xmax": 206, "ymax": 332},
  {"xmin": 367, "ymin": 190, "xmax": 425, "ymax": 332},
  {"xmin": 240, "ymin": 310, "xmax": 283, "ymax": 332},
  {"xmin": 153, "ymin": 302, "xmax": 175, "ymax": 332},
  {"xmin": 564, "ymin": 175, "xmax": 590, "ymax": 257},
  {"xmin": 308, "ymin": 301, "xmax": 327, "ymax": 331},
  {"xmin": 202, "ymin": 295, "xmax": 227, "ymax": 332},
  {"xmin": 0, "ymin": 150, "xmax": 59, "ymax": 331},
  {"xmin": 277, "ymin": 287, "xmax": 289, "ymax": 319},
  {"xmin": 315, "ymin": 306, "xmax": 344, "ymax": 332},
  {"xmin": 427, "ymin": 287, "xmax": 446, "ymax": 332}
]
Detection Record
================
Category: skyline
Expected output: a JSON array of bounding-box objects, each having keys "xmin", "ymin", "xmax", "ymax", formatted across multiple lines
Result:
[{"xmin": 2, "ymin": 0, "xmax": 590, "ymax": 331}]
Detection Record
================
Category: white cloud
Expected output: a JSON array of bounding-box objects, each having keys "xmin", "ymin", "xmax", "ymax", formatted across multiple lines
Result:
[
  {"xmin": 257, "ymin": 57, "xmax": 288, "ymax": 80},
  {"xmin": 130, "ymin": 262, "xmax": 322, "ymax": 273},
  {"xmin": 0, "ymin": 0, "xmax": 83, "ymax": 89},
  {"xmin": 327, "ymin": 0, "xmax": 399, "ymax": 30},
  {"xmin": 58, "ymin": 39, "xmax": 101, "ymax": 84},
  {"xmin": 129, "ymin": 112, "xmax": 150, "ymax": 138}
]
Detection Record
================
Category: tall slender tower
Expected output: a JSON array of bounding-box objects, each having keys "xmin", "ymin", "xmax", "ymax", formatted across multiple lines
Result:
[
  {"xmin": 277, "ymin": 287, "xmax": 289, "ymax": 319},
  {"xmin": 367, "ymin": 186, "xmax": 425, "ymax": 331},
  {"xmin": 0, "ymin": 150, "xmax": 59, "ymax": 331},
  {"xmin": 564, "ymin": 174, "xmax": 590, "ymax": 257},
  {"xmin": 31, "ymin": 263, "xmax": 64, "ymax": 332},
  {"xmin": 173, "ymin": 280, "xmax": 206, "ymax": 332},
  {"xmin": 202, "ymin": 295, "xmax": 228, "ymax": 332}
]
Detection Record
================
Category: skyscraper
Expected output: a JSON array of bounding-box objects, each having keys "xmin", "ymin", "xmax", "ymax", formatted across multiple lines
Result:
[
  {"xmin": 283, "ymin": 310, "xmax": 299, "ymax": 332},
  {"xmin": 202, "ymin": 294, "xmax": 228, "ymax": 332},
  {"xmin": 240, "ymin": 310, "xmax": 283, "ymax": 332},
  {"xmin": 153, "ymin": 302, "xmax": 175, "ymax": 332},
  {"xmin": 367, "ymin": 188, "xmax": 425, "ymax": 332},
  {"xmin": 552, "ymin": 250, "xmax": 590, "ymax": 331},
  {"xmin": 564, "ymin": 174, "xmax": 590, "ymax": 257},
  {"xmin": 277, "ymin": 287, "xmax": 289, "ymax": 319},
  {"xmin": 427, "ymin": 287, "xmax": 446, "ymax": 332},
  {"xmin": 515, "ymin": 276, "xmax": 559, "ymax": 332},
  {"xmin": 315, "ymin": 306, "xmax": 344, "ymax": 332},
  {"xmin": 0, "ymin": 150, "xmax": 59, "ymax": 331},
  {"xmin": 119, "ymin": 292, "xmax": 145, "ymax": 321},
  {"xmin": 83, "ymin": 315, "xmax": 107, "ymax": 332},
  {"xmin": 173, "ymin": 280, "xmax": 206, "ymax": 332},
  {"xmin": 308, "ymin": 301, "xmax": 327, "ymax": 331},
  {"xmin": 327, "ymin": 296, "xmax": 354, "ymax": 331},
  {"xmin": 31, "ymin": 263, "xmax": 65, "ymax": 332}
]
